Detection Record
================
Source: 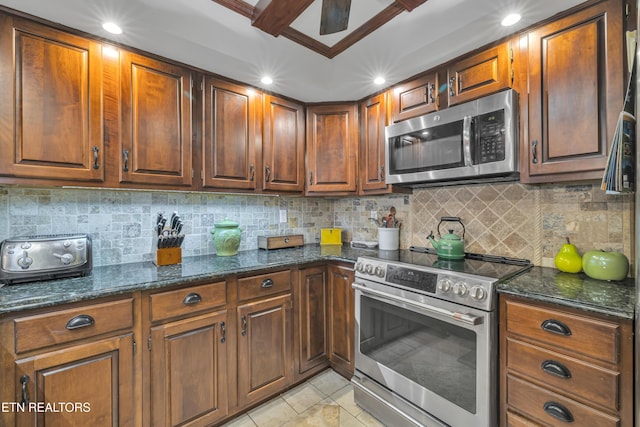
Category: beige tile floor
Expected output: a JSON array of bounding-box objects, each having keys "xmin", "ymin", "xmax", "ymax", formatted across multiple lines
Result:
[{"xmin": 221, "ymin": 369, "xmax": 386, "ymax": 427}]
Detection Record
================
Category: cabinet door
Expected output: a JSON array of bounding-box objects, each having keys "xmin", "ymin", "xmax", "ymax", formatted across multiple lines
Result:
[
  {"xmin": 14, "ymin": 334, "xmax": 134, "ymax": 427},
  {"xmin": 149, "ymin": 310, "xmax": 228, "ymax": 427},
  {"xmin": 390, "ymin": 73, "xmax": 438, "ymax": 122},
  {"xmin": 296, "ymin": 266, "xmax": 328, "ymax": 374},
  {"xmin": 237, "ymin": 294, "xmax": 292, "ymax": 407},
  {"xmin": 120, "ymin": 51, "xmax": 193, "ymax": 186},
  {"xmin": 0, "ymin": 16, "xmax": 104, "ymax": 182},
  {"xmin": 446, "ymin": 42, "xmax": 511, "ymax": 106},
  {"xmin": 327, "ymin": 263, "xmax": 355, "ymax": 377},
  {"xmin": 306, "ymin": 104, "xmax": 358, "ymax": 194},
  {"xmin": 263, "ymin": 95, "xmax": 305, "ymax": 192},
  {"xmin": 524, "ymin": 0, "xmax": 623, "ymax": 182},
  {"xmin": 202, "ymin": 77, "xmax": 258, "ymax": 190},
  {"xmin": 359, "ymin": 93, "xmax": 390, "ymax": 194}
]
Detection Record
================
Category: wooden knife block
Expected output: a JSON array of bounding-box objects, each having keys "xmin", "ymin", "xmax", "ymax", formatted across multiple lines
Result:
[{"xmin": 154, "ymin": 247, "xmax": 182, "ymax": 266}]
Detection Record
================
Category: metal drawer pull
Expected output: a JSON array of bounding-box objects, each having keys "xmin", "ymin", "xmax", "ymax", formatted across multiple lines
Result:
[
  {"xmin": 541, "ymin": 360, "xmax": 572, "ymax": 379},
  {"xmin": 541, "ymin": 319, "xmax": 572, "ymax": 336},
  {"xmin": 122, "ymin": 150, "xmax": 129, "ymax": 172},
  {"xmin": 66, "ymin": 314, "xmax": 95, "ymax": 330},
  {"xmin": 183, "ymin": 292, "xmax": 202, "ymax": 305},
  {"xmin": 20, "ymin": 375, "xmax": 30, "ymax": 404},
  {"xmin": 220, "ymin": 321, "xmax": 226, "ymax": 343},
  {"xmin": 261, "ymin": 278, "xmax": 274, "ymax": 288},
  {"xmin": 92, "ymin": 146, "xmax": 100, "ymax": 169},
  {"xmin": 543, "ymin": 401, "xmax": 574, "ymax": 423},
  {"xmin": 531, "ymin": 140, "xmax": 538, "ymax": 164},
  {"xmin": 241, "ymin": 315, "xmax": 247, "ymax": 336}
]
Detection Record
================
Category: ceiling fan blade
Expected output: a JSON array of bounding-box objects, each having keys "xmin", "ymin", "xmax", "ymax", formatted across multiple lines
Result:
[{"xmin": 320, "ymin": 0, "xmax": 352, "ymax": 35}]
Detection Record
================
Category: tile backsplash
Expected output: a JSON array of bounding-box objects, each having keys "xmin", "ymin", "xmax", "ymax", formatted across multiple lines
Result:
[{"xmin": 0, "ymin": 181, "xmax": 634, "ymax": 270}]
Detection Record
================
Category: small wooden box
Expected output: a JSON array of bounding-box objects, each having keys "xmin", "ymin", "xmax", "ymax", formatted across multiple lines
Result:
[
  {"xmin": 258, "ymin": 234, "xmax": 304, "ymax": 250},
  {"xmin": 154, "ymin": 247, "xmax": 182, "ymax": 266}
]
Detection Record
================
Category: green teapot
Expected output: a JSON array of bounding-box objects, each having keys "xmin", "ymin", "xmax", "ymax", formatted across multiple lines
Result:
[
  {"xmin": 211, "ymin": 218, "xmax": 242, "ymax": 256},
  {"xmin": 427, "ymin": 217, "xmax": 466, "ymax": 260}
]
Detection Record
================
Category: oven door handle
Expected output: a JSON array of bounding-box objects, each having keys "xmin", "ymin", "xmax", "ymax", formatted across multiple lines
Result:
[
  {"xmin": 462, "ymin": 115, "xmax": 473, "ymax": 166},
  {"xmin": 352, "ymin": 282, "xmax": 483, "ymax": 326}
]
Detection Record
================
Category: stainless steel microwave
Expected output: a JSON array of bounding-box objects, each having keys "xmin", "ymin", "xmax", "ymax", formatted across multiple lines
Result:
[{"xmin": 385, "ymin": 89, "xmax": 519, "ymax": 187}]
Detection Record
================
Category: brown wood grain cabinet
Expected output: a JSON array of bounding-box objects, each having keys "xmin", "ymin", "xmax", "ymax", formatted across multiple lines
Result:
[
  {"xmin": 390, "ymin": 72, "xmax": 438, "ymax": 123},
  {"xmin": 296, "ymin": 265, "xmax": 329, "ymax": 375},
  {"xmin": 0, "ymin": 297, "xmax": 136, "ymax": 427},
  {"xmin": 359, "ymin": 93, "xmax": 390, "ymax": 194},
  {"xmin": 262, "ymin": 94, "xmax": 305, "ymax": 192},
  {"xmin": 521, "ymin": 0, "xmax": 623, "ymax": 183},
  {"xmin": 202, "ymin": 77, "xmax": 260, "ymax": 191},
  {"xmin": 305, "ymin": 103, "xmax": 358, "ymax": 195},
  {"xmin": 148, "ymin": 311, "xmax": 228, "ymax": 427},
  {"xmin": 327, "ymin": 263, "xmax": 355, "ymax": 378},
  {"xmin": 237, "ymin": 293, "xmax": 293, "ymax": 407},
  {"xmin": 499, "ymin": 295, "xmax": 633, "ymax": 427},
  {"xmin": 446, "ymin": 42, "xmax": 511, "ymax": 107},
  {"xmin": 0, "ymin": 15, "xmax": 105, "ymax": 183},
  {"xmin": 119, "ymin": 51, "xmax": 194, "ymax": 187}
]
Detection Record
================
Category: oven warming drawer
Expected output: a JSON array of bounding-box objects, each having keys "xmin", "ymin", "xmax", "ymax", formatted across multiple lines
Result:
[{"xmin": 352, "ymin": 372, "xmax": 448, "ymax": 427}]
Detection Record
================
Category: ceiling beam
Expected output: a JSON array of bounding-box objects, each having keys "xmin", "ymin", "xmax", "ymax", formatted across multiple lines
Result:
[
  {"xmin": 251, "ymin": 0, "xmax": 315, "ymax": 37},
  {"xmin": 395, "ymin": 0, "xmax": 429, "ymax": 12},
  {"xmin": 211, "ymin": 0, "xmax": 254, "ymax": 19}
]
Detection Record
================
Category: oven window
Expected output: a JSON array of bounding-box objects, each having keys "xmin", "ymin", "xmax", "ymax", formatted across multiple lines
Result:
[
  {"xmin": 360, "ymin": 295, "xmax": 477, "ymax": 413},
  {"xmin": 388, "ymin": 120, "xmax": 464, "ymax": 174}
]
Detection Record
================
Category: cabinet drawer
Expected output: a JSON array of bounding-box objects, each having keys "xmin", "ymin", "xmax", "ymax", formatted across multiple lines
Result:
[
  {"xmin": 150, "ymin": 281, "xmax": 226, "ymax": 322},
  {"xmin": 507, "ymin": 338, "xmax": 619, "ymax": 411},
  {"xmin": 505, "ymin": 300, "xmax": 620, "ymax": 364},
  {"xmin": 237, "ymin": 270, "xmax": 291, "ymax": 302},
  {"xmin": 14, "ymin": 298, "xmax": 133, "ymax": 353},
  {"xmin": 507, "ymin": 410, "xmax": 542, "ymax": 427},
  {"xmin": 507, "ymin": 375, "xmax": 619, "ymax": 427}
]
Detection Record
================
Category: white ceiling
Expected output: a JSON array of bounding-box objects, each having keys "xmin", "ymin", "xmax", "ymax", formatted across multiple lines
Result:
[{"xmin": 0, "ymin": 0, "xmax": 586, "ymax": 102}]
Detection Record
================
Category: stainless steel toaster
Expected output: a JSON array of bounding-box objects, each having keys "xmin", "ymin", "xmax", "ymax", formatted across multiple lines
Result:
[{"xmin": 0, "ymin": 234, "xmax": 92, "ymax": 285}]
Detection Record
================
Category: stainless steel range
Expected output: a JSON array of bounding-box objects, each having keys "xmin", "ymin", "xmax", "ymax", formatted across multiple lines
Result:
[{"xmin": 351, "ymin": 248, "xmax": 531, "ymax": 427}]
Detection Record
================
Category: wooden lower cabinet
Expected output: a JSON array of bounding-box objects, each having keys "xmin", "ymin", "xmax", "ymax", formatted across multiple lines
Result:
[
  {"xmin": 237, "ymin": 293, "xmax": 293, "ymax": 407},
  {"xmin": 149, "ymin": 310, "xmax": 228, "ymax": 427},
  {"xmin": 327, "ymin": 263, "xmax": 355, "ymax": 377},
  {"xmin": 14, "ymin": 334, "xmax": 135, "ymax": 427},
  {"xmin": 500, "ymin": 295, "xmax": 633, "ymax": 427},
  {"xmin": 296, "ymin": 265, "xmax": 329, "ymax": 376}
]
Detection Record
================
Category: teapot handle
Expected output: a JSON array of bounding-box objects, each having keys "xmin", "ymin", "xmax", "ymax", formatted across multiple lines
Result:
[{"xmin": 437, "ymin": 216, "xmax": 465, "ymax": 239}]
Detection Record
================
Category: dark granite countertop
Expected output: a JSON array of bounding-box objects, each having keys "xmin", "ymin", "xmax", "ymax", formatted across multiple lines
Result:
[
  {"xmin": 0, "ymin": 244, "xmax": 377, "ymax": 316},
  {"xmin": 1, "ymin": 246, "xmax": 635, "ymax": 320},
  {"xmin": 497, "ymin": 266, "xmax": 635, "ymax": 320}
]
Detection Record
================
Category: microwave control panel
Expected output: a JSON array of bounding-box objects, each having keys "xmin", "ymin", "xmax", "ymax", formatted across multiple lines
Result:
[{"xmin": 476, "ymin": 109, "xmax": 505, "ymax": 164}]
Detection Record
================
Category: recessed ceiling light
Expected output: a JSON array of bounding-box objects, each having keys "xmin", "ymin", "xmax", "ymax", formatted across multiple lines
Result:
[
  {"xmin": 374, "ymin": 76, "xmax": 386, "ymax": 85},
  {"xmin": 501, "ymin": 13, "xmax": 521, "ymax": 27},
  {"xmin": 102, "ymin": 22, "xmax": 123, "ymax": 35},
  {"xmin": 261, "ymin": 76, "xmax": 273, "ymax": 85}
]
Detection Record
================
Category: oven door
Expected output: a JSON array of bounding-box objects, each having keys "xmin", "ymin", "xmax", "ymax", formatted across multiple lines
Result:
[{"xmin": 352, "ymin": 280, "xmax": 496, "ymax": 427}]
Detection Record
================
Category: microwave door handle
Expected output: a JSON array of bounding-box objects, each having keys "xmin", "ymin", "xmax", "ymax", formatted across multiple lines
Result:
[{"xmin": 462, "ymin": 115, "xmax": 473, "ymax": 166}]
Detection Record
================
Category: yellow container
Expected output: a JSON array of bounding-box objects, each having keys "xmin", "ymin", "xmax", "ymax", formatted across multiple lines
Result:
[{"xmin": 320, "ymin": 228, "xmax": 342, "ymax": 245}]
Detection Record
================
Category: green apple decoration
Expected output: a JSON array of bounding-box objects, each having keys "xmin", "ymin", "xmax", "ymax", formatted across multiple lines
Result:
[
  {"xmin": 554, "ymin": 237, "xmax": 582, "ymax": 273},
  {"xmin": 582, "ymin": 250, "xmax": 629, "ymax": 281}
]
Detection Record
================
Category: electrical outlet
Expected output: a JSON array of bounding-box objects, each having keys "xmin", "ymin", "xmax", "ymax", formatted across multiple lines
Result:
[
  {"xmin": 279, "ymin": 209, "xmax": 287, "ymax": 223},
  {"xmin": 370, "ymin": 211, "xmax": 378, "ymax": 220}
]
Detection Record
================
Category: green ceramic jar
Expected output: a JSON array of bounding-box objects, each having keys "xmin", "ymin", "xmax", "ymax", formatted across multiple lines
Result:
[{"xmin": 211, "ymin": 218, "xmax": 242, "ymax": 256}]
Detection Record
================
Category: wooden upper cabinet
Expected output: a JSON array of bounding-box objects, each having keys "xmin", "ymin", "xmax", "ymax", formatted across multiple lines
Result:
[
  {"xmin": 522, "ymin": 0, "xmax": 623, "ymax": 182},
  {"xmin": 390, "ymin": 72, "xmax": 438, "ymax": 122},
  {"xmin": 120, "ymin": 51, "xmax": 193, "ymax": 187},
  {"xmin": 0, "ymin": 16, "xmax": 104, "ymax": 182},
  {"xmin": 306, "ymin": 103, "xmax": 358, "ymax": 194},
  {"xmin": 446, "ymin": 42, "xmax": 511, "ymax": 107},
  {"xmin": 359, "ymin": 93, "xmax": 390, "ymax": 194},
  {"xmin": 262, "ymin": 95, "xmax": 305, "ymax": 192},
  {"xmin": 202, "ymin": 77, "xmax": 259, "ymax": 190}
]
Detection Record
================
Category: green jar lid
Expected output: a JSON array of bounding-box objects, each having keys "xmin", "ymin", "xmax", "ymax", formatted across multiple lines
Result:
[{"xmin": 214, "ymin": 218, "xmax": 240, "ymax": 228}]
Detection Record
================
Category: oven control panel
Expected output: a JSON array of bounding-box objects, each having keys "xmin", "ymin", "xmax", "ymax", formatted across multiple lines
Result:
[{"xmin": 355, "ymin": 257, "xmax": 495, "ymax": 311}]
